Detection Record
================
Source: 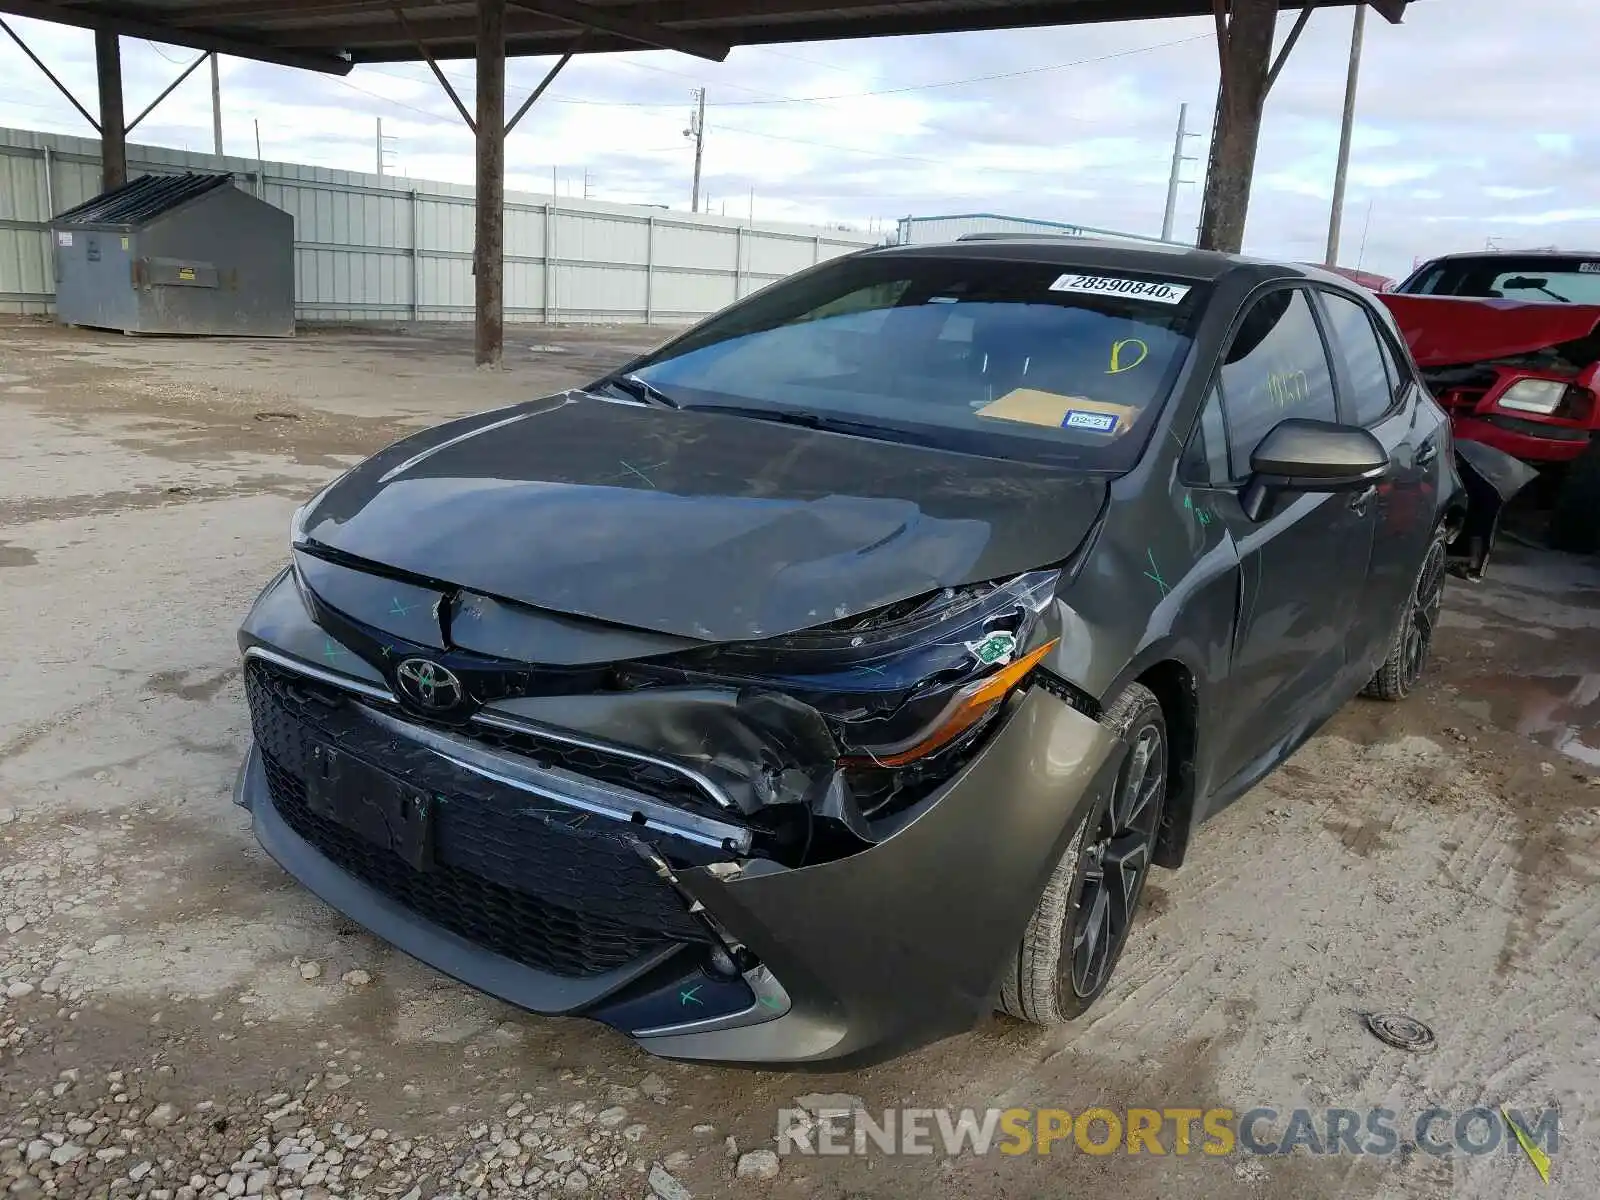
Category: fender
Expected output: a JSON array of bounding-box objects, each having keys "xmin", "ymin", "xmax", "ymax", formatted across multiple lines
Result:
[{"xmin": 1449, "ymin": 439, "xmax": 1540, "ymax": 580}]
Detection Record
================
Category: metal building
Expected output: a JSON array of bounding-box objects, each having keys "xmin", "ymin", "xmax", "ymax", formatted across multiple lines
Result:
[{"xmin": 52, "ymin": 172, "xmax": 294, "ymax": 336}]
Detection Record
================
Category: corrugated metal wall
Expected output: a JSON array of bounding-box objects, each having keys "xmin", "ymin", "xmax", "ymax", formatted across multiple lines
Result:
[{"xmin": 0, "ymin": 126, "xmax": 875, "ymax": 323}]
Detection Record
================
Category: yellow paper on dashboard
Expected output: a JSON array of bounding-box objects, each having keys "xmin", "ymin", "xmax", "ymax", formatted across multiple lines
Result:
[{"xmin": 976, "ymin": 389, "xmax": 1140, "ymax": 437}]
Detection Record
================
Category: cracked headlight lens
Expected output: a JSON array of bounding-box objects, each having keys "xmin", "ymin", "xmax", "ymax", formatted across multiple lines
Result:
[{"xmin": 648, "ymin": 569, "xmax": 1062, "ymax": 768}]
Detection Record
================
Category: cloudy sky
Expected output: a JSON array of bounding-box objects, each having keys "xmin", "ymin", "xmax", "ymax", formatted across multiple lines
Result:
[{"xmin": 2, "ymin": 0, "xmax": 1593, "ymax": 278}]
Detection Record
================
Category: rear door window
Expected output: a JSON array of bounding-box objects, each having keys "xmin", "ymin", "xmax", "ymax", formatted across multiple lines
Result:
[
  {"xmin": 1320, "ymin": 291, "xmax": 1398, "ymax": 426},
  {"xmin": 1217, "ymin": 289, "xmax": 1338, "ymax": 479}
]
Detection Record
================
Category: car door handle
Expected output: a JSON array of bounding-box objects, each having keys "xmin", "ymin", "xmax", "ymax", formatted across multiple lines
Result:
[
  {"xmin": 1348, "ymin": 485, "xmax": 1377, "ymax": 515},
  {"xmin": 1416, "ymin": 439, "xmax": 1439, "ymax": 467}
]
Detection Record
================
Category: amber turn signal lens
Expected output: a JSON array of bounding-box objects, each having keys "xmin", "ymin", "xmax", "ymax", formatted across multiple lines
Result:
[{"xmin": 839, "ymin": 638, "xmax": 1060, "ymax": 769}]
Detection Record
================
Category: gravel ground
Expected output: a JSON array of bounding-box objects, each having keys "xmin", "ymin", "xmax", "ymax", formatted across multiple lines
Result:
[{"xmin": 2, "ymin": 318, "xmax": 1598, "ymax": 1200}]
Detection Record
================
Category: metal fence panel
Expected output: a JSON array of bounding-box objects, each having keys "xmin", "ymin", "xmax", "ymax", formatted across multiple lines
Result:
[{"xmin": 0, "ymin": 125, "xmax": 875, "ymax": 323}]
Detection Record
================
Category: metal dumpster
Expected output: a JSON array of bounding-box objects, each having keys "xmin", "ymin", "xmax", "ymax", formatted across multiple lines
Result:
[{"xmin": 52, "ymin": 173, "xmax": 294, "ymax": 337}]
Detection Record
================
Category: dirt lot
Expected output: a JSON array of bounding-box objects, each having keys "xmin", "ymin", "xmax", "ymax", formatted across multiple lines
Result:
[{"xmin": 2, "ymin": 319, "xmax": 1598, "ymax": 1200}]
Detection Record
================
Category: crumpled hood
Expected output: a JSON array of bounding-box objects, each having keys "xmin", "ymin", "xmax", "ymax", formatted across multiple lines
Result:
[
  {"xmin": 301, "ymin": 395, "xmax": 1106, "ymax": 642},
  {"xmin": 1379, "ymin": 294, "xmax": 1600, "ymax": 367}
]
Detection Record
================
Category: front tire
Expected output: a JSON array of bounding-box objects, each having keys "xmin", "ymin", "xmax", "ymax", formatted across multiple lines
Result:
[
  {"xmin": 1549, "ymin": 442, "xmax": 1600, "ymax": 555},
  {"xmin": 999, "ymin": 682, "xmax": 1166, "ymax": 1025},
  {"xmin": 1363, "ymin": 533, "xmax": 1447, "ymax": 701}
]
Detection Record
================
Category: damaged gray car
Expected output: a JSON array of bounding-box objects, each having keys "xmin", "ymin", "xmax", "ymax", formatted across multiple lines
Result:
[{"xmin": 235, "ymin": 237, "xmax": 1515, "ymax": 1064}]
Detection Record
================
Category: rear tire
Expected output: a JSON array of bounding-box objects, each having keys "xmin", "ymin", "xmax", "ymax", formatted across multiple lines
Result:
[
  {"xmin": 999, "ymin": 682, "xmax": 1166, "ymax": 1025},
  {"xmin": 1549, "ymin": 441, "xmax": 1600, "ymax": 555},
  {"xmin": 1363, "ymin": 533, "xmax": 1447, "ymax": 701}
]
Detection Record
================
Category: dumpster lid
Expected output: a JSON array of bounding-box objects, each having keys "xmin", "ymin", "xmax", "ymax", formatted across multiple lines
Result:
[{"xmin": 54, "ymin": 173, "xmax": 234, "ymax": 228}]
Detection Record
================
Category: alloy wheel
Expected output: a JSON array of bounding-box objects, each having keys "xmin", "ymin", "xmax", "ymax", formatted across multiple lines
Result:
[
  {"xmin": 1402, "ymin": 539, "xmax": 1447, "ymax": 689},
  {"xmin": 1066, "ymin": 720, "xmax": 1165, "ymax": 999}
]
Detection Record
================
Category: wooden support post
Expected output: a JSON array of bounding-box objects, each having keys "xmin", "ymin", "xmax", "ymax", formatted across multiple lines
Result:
[
  {"xmin": 95, "ymin": 31, "xmax": 126, "ymax": 190},
  {"xmin": 473, "ymin": 0, "xmax": 506, "ymax": 366},
  {"xmin": 1197, "ymin": 0, "xmax": 1276, "ymax": 254}
]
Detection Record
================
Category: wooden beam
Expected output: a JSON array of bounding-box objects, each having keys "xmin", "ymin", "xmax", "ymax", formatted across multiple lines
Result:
[
  {"xmin": 0, "ymin": 0, "xmax": 353, "ymax": 72},
  {"xmin": 124, "ymin": 48, "xmax": 209, "ymax": 132},
  {"xmin": 1198, "ymin": 0, "xmax": 1276, "ymax": 253},
  {"xmin": 338, "ymin": 0, "xmax": 1399, "ymax": 62},
  {"xmin": 95, "ymin": 29, "xmax": 125, "ymax": 188},
  {"xmin": 505, "ymin": 40, "xmax": 578, "ymax": 133},
  {"xmin": 505, "ymin": 0, "xmax": 727, "ymax": 60},
  {"xmin": 168, "ymin": 0, "xmax": 381, "ymax": 23},
  {"xmin": 0, "ymin": 15, "xmax": 98, "ymax": 129},
  {"xmin": 475, "ymin": 0, "xmax": 505, "ymax": 367},
  {"xmin": 394, "ymin": 5, "xmax": 475, "ymax": 131},
  {"xmin": 1265, "ymin": 0, "xmax": 1316, "ymax": 94}
]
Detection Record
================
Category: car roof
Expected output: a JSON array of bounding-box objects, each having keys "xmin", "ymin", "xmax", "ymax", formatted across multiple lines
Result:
[
  {"xmin": 859, "ymin": 235, "xmax": 1348, "ymax": 289},
  {"xmin": 1422, "ymin": 249, "xmax": 1600, "ymax": 262}
]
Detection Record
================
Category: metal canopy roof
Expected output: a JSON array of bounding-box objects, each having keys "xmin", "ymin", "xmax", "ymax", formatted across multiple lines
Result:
[{"xmin": 0, "ymin": 0, "xmax": 1403, "ymax": 75}]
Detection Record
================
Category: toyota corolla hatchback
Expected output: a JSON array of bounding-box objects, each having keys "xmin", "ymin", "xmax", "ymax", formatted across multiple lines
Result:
[{"xmin": 236, "ymin": 237, "xmax": 1492, "ymax": 1064}]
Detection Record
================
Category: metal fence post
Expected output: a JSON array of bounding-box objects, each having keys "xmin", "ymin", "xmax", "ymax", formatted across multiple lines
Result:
[
  {"xmin": 733, "ymin": 225, "xmax": 743, "ymax": 300},
  {"xmin": 545, "ymin": 201, "xmax": 557, "ymax": 324},
  {"xmin": 409, "ymin": 189, "xmax": 420, "ymax": 321},
  {"xmin": 38, "ymin": 146, "xmax": 54, "ymax": 292},
  {"xmin": 813, "ymin": 234, "xmax": 821, "ymax": 264},
  {"xmin": 644, "ymin": 214, "xmax": 655, "ymax": 324}
]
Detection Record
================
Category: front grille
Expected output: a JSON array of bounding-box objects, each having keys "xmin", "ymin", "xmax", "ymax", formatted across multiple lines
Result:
[{"xmin": 246, "ymin": 659, "xmax": 712, "ymax": 979}]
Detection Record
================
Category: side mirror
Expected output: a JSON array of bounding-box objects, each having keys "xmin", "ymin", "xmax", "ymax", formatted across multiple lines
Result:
[{"xmin": 1240, "ymin": 418, "xmax": 1389, "ymax": 521}]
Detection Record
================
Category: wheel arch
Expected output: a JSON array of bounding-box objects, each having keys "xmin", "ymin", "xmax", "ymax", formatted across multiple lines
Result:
[{"xmin": 1120, "ymin": 656, "xmax": 1201, "ymax": 869}]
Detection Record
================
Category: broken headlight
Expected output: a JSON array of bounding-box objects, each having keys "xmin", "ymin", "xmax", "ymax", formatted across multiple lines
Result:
[{"xmin": 645, "ymin": 570, "xmax": 1062, "ymax": 810}]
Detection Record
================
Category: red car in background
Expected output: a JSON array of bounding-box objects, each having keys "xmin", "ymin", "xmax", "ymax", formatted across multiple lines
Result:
[{"xmin": 1381, "ymin": 252, "xmax": 1600, "ymax": 552}]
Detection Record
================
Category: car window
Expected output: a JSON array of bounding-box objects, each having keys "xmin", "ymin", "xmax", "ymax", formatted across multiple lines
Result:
[
  {"xmin": 1180, "ymin": 385, "xmax": 1230, "ymax": 486},
  {"xmin": 1218, "ymin": 289, "xmax": 1337, "ymax": 478},
  {"xmin": 628, "ymin": 255, "xmax": 1205, "ymax": 470},
  {"xmin": 1399, "ymin": 255, "xmax": 1600, "ymax": 304},
  {"xmin": 1320, "ymin": 291, "xmax": 1396, "ymax": 426}
]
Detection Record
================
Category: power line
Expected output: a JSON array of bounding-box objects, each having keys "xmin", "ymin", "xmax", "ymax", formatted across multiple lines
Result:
[
  {"xmin": 357, "ymin": 32, "xmax": 1207, "ymax": 112},
  {"xmin": 145, "ymin": 39, "xmax": 189, "ymax": 64},
  {"xmin": 706, "ymin": 34, "xmax": 1212, "ymax": 106}
]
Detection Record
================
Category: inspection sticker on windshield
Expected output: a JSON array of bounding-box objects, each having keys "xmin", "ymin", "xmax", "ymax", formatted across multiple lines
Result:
[
  {"xmin": 1062, "ymin": 409, "xmax": 1120, "ymax": 434},
  {"xmin": 1048, "ymin": 273, "xmax": 1191, "ymax": 304}
]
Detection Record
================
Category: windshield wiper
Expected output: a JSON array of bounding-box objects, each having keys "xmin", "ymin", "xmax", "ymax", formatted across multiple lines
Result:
[
  {"xmin": 594, "ymin": 374, "xmax": 681, "ymax": 408},
  {"xmin": 681, "ymin": 404, "xmax": 896, "ymax": 439}
]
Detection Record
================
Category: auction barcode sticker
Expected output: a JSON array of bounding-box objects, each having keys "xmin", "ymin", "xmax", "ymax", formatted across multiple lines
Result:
[{"xmin": 1049, "ymin": 273, "xmax": 1191, "ymax": 304}]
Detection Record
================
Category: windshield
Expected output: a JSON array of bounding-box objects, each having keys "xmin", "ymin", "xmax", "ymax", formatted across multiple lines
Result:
[
  {"xmin": 623, "ymin": 254, "xmax": 1203, "ymax": 469},
  {"xmin": 1400, "ymin": 255, "xmax": 1600, "ymax": 304}
]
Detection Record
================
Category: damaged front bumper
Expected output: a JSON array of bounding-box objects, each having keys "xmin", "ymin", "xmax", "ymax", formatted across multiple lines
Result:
[{"xmin": 235, "ymin": 570, "xmax": 1123, "ymax": 1064}]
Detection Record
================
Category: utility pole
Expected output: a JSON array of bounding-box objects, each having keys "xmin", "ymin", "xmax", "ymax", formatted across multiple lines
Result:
[
  {"xmin": 209, "ymin": 53, "xmax": 222, "ymax": 156},
  {"xmin": 1325, "ymin": 3, "xmax": 1366, "ymax": 267},
  {"xmin": 684, "ymin": 88, "xmax": 705, "ymax": 213},
  {"xmin": 1161, "ymin": 102, "xmax": 1198, "ymax": 242}
]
